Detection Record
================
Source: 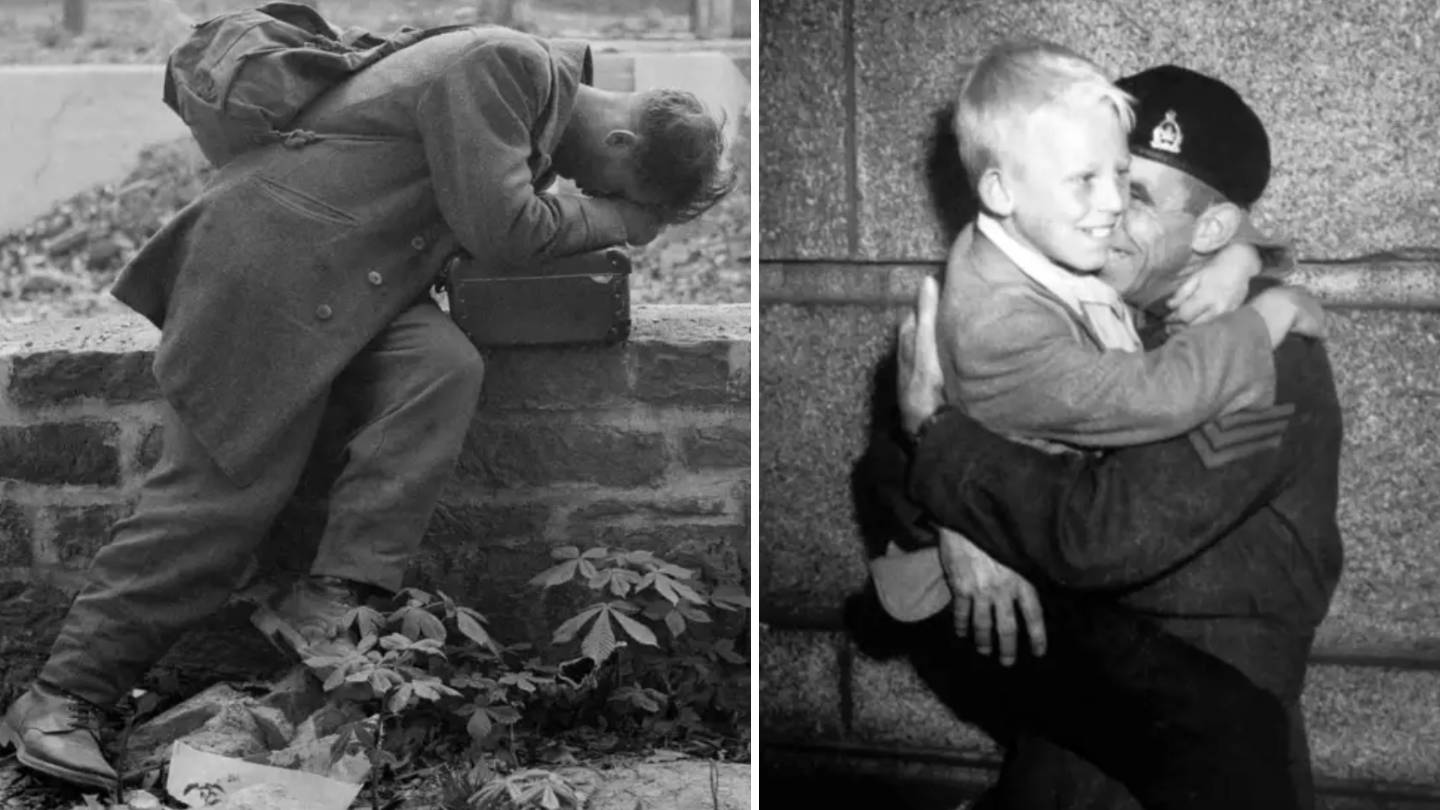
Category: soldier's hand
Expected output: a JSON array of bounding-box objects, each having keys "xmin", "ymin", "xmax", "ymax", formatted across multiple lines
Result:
[
  {"xmin": 937, "ymin": 527, "xmax": 1046, "ymax": 666},
  {"xmin": 614, "ymin": 200, "xmax": 664, "ymax": 246},
  {"xmin": 898, "ymin": 275, "xmax": 946, "ymax": 437}
]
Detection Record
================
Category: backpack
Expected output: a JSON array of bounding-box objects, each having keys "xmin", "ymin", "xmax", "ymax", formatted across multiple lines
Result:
[{"xmin": 163, "ymin": 1, "xmax": 465, "ymax": 167}]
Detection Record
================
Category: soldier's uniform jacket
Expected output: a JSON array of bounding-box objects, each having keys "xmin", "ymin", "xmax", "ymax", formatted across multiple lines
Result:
[
  {"xmin": 113, "ymin": 28, "xmax": 627, "ymax": 486},
  {"xmin": 907, "ymin": 301, "xmax": 1345, "ymax": 702}
]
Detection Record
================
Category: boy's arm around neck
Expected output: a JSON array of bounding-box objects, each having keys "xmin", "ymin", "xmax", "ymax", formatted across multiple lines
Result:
[{"xmin": 943, "ymin": 282, "xmax": 1277, "ymax": 447}]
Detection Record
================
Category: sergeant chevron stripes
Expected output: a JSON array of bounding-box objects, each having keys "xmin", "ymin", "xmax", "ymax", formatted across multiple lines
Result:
[{"xmin": 1188, "ymin": 402, "xmax": 1296, "ymax": 468}]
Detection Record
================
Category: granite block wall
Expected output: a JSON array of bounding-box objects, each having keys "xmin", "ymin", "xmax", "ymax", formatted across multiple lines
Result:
[
  {"xmin": 759, "ymin": 0, "xmax": 1440, "ymax": 801},
  {"xmin": 760, "ymin": 0, "xmax": 1440, "ymax": 263},
  {"xmin": 0, "ymin": 306, "xmax": 750, "ymax": 696}
]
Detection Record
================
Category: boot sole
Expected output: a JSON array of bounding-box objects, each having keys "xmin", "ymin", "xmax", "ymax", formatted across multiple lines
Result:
[{"xmin": 0, "ymin": 720, "xmax": 117, "ymax": 791}]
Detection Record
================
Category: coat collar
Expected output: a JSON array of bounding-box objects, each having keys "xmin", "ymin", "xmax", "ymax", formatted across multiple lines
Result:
[{"xmin": 529, "ymin": 37, "xmax": 593, "ymax": 188}]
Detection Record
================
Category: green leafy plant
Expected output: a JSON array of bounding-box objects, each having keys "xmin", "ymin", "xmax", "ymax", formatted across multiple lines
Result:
[
  {"xmin": 529, "ymin": 545, "xmax": 750, "ymax": 751},
  {"xmin": 291, "ymin": 545, "xmax": 747, "ymax": 810},
  {"xmin": 470, "ymin": 768, "xmax": 586, "ymax": 810}
]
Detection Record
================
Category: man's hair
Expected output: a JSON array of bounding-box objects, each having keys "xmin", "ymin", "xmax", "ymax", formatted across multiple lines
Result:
[
  {"xmin": 633, "ymin": 89, "xmax": 736, "ymax": 224},
  {"xmin": 954, "ymin": 39, "xmax": 1135, "ymax": 188}
]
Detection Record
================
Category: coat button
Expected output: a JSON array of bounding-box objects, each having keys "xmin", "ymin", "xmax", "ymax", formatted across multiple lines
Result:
[
  {"xmin": 316, "ymin": 304, "xmax": 333, "ymax": 320},
  {"xmin": 367, "ymin": 271, "xmax": 383, "ymax": 286},
  {"xmin": 411, "ymin": 235, "xmax": 426, "ymax": 251}
]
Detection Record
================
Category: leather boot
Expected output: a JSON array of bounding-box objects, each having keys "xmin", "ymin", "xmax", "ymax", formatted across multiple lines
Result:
[
  {"xmin": 251, "ymin": 575, "xmax": 368, "ymax": 663},
  {"xmin": 0, "ymin": 683, "xmax": 117, "ymax": 790}
]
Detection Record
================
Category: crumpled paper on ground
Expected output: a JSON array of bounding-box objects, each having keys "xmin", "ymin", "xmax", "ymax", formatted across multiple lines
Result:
[{"xmin": 165, "ymin": 742, "xmax": 362, "ymax": 809}]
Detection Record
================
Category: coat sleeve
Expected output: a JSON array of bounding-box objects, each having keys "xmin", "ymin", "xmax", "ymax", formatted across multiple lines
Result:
[
  {"xmin": 415, "ymin": 38, "xmax": 629, "ymax": 265},
  {"xmin": 949, "ymin": 288, "xmax": 1278, "ymax": 448},
  {"xmin": 908, "ymin": 337, "xmax": 1325, "ymax": 591}
]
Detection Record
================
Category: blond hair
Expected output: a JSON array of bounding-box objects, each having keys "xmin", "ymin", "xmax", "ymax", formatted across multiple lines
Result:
[{"xmin": 954, "ymin": 39, "xmax": 1135, "ymax": 188}]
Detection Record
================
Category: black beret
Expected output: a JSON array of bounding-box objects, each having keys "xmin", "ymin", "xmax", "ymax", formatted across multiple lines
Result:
[{"xmin": 1117, "ymin": 65, "xmax": 1271, "ymax": 207}]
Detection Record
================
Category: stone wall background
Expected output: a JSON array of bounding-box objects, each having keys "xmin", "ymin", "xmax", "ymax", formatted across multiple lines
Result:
[
  {"xmin": 759, "ymin": 0, "xmax": 1440, "ymax": 803},
  {"xmin": 0, "ymin": 306, "xmax": 750, "ymax": 698}
]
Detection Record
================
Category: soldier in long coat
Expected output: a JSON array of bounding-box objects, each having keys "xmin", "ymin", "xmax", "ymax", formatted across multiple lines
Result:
[{"xmin": 0, "ymin": 25, "xmax": 732, "ymax": 788}]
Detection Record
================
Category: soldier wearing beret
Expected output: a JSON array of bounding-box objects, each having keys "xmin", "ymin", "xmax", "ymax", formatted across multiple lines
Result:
[
  {"xmin": 0, "ymin": 26, "xmax": 733, "ymax": 789},
  {"xmin": 869, "ymin": 65, "xmax": 1341, "ymax": 808}
]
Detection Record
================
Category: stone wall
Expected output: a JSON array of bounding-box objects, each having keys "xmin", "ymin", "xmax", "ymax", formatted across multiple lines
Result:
[
  {"xmin": 759, "ymin": 0, "xmax": 1440, "ymax": 805},
  {"xmin": 0, "ymin": 305, "xmax": 750, "ymax": 696}
]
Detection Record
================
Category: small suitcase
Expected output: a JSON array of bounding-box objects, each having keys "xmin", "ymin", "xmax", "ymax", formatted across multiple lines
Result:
[{"xmin": 446, "ymin": 248, "xmax": 632, "ymax": 348}]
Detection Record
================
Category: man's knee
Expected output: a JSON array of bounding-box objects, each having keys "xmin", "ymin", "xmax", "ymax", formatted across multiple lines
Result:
[
  {"xmin": 413, "ymin": 325, "xmax": 485, "ymax": 403},
  {"xmin": 437, "ymin": 335, "xmax": 485, "ymax": 399}
]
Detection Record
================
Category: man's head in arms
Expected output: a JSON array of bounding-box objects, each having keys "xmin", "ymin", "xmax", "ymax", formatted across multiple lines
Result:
[
  {"xmin": 558, "ymin": 87, "xmax": 736, "ymax": 225},
  {"xmin": 1103, "ymin": 65, "xmax": 1276, "ymax": 308},
  {"xmin": 955, "ymin": 39, "xmax": 1135, "ymax": 274}
]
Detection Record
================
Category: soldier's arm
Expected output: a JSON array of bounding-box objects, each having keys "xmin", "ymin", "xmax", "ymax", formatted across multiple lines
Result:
[
  {"xmin": 415, "ymin": 37, "xmax": 635, "ymax": 265},
  {"xmin": 908, "ymin": 337, "xmax": 1327, "ymax": 591}
]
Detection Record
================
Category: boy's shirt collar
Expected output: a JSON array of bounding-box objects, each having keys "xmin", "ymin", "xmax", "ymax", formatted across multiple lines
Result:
[{"xmin": 975, "ymin": 213, "xmax": 1141, "ymax": 351}]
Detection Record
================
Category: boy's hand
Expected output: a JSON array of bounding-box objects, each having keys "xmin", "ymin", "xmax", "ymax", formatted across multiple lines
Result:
[
  {"xmin": 1166, "ymin": 241, "xmax": 1263, "ymax": 328},
  {"xmin": 614, "ymin": 200, "xmax": 664, "ymax": 246},
  {"xmin": 898, "ymin": 275, "xmax": 946, "ymax": 436},
  {"xmin": 1282, "ymin": 286, "xmax": 1328, "ymax": 339},
  {"xmin": 1249, "ymin": 285, "xmax": 1328, "ymax": 345},
  {"xmin": 937, "ymin": 527, "xmax": 1047, "ymax": 666}
]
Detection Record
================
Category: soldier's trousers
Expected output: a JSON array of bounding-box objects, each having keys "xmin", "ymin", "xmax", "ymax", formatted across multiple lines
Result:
[
  {"xmin": 853, "ymin": 586, "xmax": 1301, "ymax": 810},
  {"xmin": 39, "ymin": 300, "xmax": 485, "ymax": 708}
]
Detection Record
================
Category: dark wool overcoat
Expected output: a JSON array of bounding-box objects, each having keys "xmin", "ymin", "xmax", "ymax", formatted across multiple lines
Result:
[{"xmin": 113, "ymin": 27, "xmax": 629, "ymax": 486}]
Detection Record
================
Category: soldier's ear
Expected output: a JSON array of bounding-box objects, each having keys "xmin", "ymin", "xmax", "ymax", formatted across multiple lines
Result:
[{"xmin": 1192, "ymin": 202, "xmax": 1243, "ymax": 253}]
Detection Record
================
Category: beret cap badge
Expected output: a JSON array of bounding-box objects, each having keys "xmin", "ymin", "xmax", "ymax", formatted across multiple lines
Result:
[{"xmin": 1150, "ymin": 110, "xmax": 1184, "ymax": 154}]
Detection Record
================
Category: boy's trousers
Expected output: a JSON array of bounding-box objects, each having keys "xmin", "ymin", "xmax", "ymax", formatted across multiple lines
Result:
[{"xmin": 39, "ymin": 300, "xmax": 485, "ymax": 708}]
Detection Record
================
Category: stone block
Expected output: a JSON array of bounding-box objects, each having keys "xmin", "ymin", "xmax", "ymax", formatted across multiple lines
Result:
[
  {"xmin": 759, "ymin": 304, "xmax": 898, "ymax": 621},
  {"xmin": 1314, "ymin": 310, "xmax": 1440, "ymax": 653},
  {"xmin": 633, "ymin": 341, "xmax": 743, "ymax": 405},
  {"xmin": 480, "ymin": 346, "xmax": 631, "ymax": 411},
  {"xmin": 844, "ymin": 0, "xmax": 1440, "ymax": 260},
  {"xmin": 456, "ymin": 418, "xmax": 668, "ymax": 489},
  {"xmin": 128, "ymin": 683, "xmax": 252, "ymax": 765},
  {"xmin": 1305, "ymin": 664, "xmax": 1440, "ymax": 785},
  {"xmin": 424, "ymin": 500, "xmax": 552, "ymax": 550},
  {"xmin": 758, "ymin": 0, "xmax": 851, "ymax": 260},
  {"xmin": 850, "ymin": 648, "xmax": 1000, "ymax": 755},
  {"xmin": 47, "ymin": 502, "xmax": 131, "ymax": 564},
  {"xmin": 7, "ymin": 350, "xmax": 159, "ymax": 408},
  {"xmin": 138, "ymin": 421, "xmax": 165, "ymax": 471},
  {"xmin": 573, "ymin": 495, "xmax": 730, "ymax": 521},
  {"xmin": 759, "ymin": 626, "xmax": 847, "ymax": 739},
  {"xmin": 0, "ymin": 501, "xmax": 32, "ymax": 567},
  {"xmin": 0, "ymin": 422, "xmax": 121, "ymax": 486},
  {"xmin": 681, "ymin": 417, "xmax": 751, "ymax": 471}
]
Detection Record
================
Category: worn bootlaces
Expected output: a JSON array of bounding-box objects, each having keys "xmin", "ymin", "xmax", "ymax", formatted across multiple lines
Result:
[{"xmin": 63, "ymin": 698, "xmax": 105, "ymax": 735}]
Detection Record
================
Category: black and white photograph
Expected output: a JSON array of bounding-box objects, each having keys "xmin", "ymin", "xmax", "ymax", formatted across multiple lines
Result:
[
  {"xmin": 759, "ymin": 2, "xmax": 1440, "ymax": 808},
  {"xmin": 0, "ymin": 0, "xmax": 753, "ymax": 807}
]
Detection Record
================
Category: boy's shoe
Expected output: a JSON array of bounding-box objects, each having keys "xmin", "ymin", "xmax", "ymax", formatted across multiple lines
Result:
[
  {"xmin": 0, "ymin": 683, "xmax": 117, "ymax": 790},
  {"xmin": 251, "ymin": 575, "xmax": 366, "ymax": 663}
]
